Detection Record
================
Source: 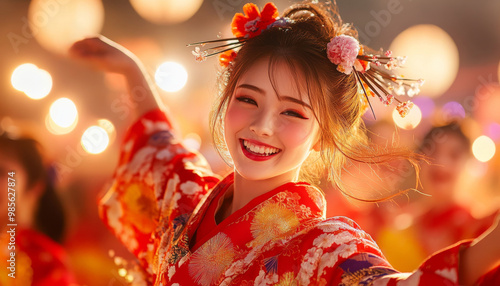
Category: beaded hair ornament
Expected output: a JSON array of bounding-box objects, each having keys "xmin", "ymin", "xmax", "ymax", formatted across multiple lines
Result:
[{"xmin": 188, "ymin": 2, "xmax": 424, "ymax": 118}]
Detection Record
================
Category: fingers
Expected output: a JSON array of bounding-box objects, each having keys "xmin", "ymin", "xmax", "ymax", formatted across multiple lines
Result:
[
  {"xmin": 69, "ymin": 38, "xmax": 95, "ymax": 59},
  {"xmin": 68, "ymin": 36, "xmax": 109, "ymax": 58},
  {"xmin": 68, "ymin": 36, "xmax": 138, "ymax": 74}
]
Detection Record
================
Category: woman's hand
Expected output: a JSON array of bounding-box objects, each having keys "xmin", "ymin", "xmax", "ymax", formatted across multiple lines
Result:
[
  {"xmin": 68, "ymin": 36, "xmax": 167, "ymax": 119},
  {"xmin": 69, "ymin": 36, "xmax": 139, "ymax": 75},
  {"xmin": 460, "ymin": 212, "xmax": 500, "ymax": 285}
]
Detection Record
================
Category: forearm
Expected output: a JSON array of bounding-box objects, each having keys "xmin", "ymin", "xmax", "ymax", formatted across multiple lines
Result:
[
  {"xmin": 122, "ymin": 61, "xmax": 167, "ymax": 120},
  {"xmin": 460, "ymin": 227, "xmax": 500, "ymax": 285}
]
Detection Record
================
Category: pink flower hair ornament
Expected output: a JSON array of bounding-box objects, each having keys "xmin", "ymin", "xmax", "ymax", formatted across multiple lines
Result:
[
  {"xmin": 326, "ymin": 34, "xmax": 424, "ymax": 118},
  {"xmin": 326, "ymin": 35, "xmax": 360, "ymax": 75}
]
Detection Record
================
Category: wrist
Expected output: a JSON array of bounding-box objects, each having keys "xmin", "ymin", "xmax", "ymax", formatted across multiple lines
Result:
[{"xmin": 121, "ymin": 59, "xmax": 146, "ymax": 79}]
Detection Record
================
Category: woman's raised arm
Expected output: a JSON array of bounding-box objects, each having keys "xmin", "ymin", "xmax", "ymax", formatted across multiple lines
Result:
[
  {"xmin": 460, "ymin": 213, "xmax": 500, "ymax": 285},
  {"xmin": 69, "ymin": 36, "xmax": 170, "ymax": 122}
]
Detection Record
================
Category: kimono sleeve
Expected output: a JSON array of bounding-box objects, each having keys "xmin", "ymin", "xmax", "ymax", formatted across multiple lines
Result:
[
  {"xmin": 311, "ymin": 217, "xmax": 496, "ymax": 286},
  {"xmin": 333, "ymin": 240, "xmax": 471, "ymax": 286},
  {"xmin": 98, "ymin": 108, "xmax": 220, "ymax": 272},
  {"xmin": 300, "ymin": 217, "xmax": 494, "ymax": 286}
]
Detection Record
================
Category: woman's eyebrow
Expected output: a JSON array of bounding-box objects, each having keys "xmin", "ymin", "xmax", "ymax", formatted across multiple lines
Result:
[
  {"xmin": 279, "ymin": 96, "xmax": 313, "ymax": 110},
  {"xmin": 236, "ymin": 84, "xmax": 264, "ymax": 94},
  {"xmin": 236, "ymin": 83, "xmax": 312, "ymax": 110}
]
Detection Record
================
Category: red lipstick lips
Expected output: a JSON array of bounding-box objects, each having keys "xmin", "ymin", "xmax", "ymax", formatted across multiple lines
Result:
[{"xmin": 240, "ymin": 139, "xmax": 281, "ymax": 161}]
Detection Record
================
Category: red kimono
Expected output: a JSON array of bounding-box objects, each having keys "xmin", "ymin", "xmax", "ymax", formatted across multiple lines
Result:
[
  {"xmin": 99, "ymin": 109, "xmax": 490, "ymax": 285},
  {"xmin": 0, "ymin": 229, "xmax": 76, "ymax": 286}
]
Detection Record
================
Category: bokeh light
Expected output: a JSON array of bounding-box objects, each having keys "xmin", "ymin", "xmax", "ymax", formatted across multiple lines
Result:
[
  {"xmin": 183, "ymin": 133, "xmax": 202, "ymax": 151},
  {"xmin": 130, "ymin": 0, "xmax": 204, "ymax": 24},
  {"xmin": 28, "ymin": 0, "xmax": 104, "ymax": 54},
  {"xmin": 472, "ymin": 135, "xmax": 496, "ymax": 162},
  {"xmin": 412, "ymin": 97, "xmax": 435, "ymax": 118},
  {"xmin": 11, "ymin": 63, "xmax": 37, "ymax": 91},
  {"xmin": 392, "ymin": 104, "xmax": 422, "ymax": 130},
  {"xmin": 155, "ymin": 61, "xmax": 188, "ymax": 92},
  {"xmin": 49, "ymin": 98, "xmax": 78, "ymax": 128},
  {"xmin": 11, "ymin": 63, "xmax": 52, "ymax": 99},
  {"xmin": 81, "ymin": 125, "xmax": 110, "ymax": 154},
  {"xmin": 487, "ymin": 122, "xmax": 500, "ymax": 142},
  {"xmin": 118, "ymin": 268, "xmax": 127, "ymax": 277},
  {"xmin": 125, "ymin": 274, "xmax": 134, "ymax": 283},
  {"xmin": 390, "ymin": 25, "xmax": 459, "ymax": 97},
  {"xmin": 97, "ymin": 119, "xmax": 116, "ymax": 144},
  {"xmin": 442, "ymin": 101, "xmax": 466, "ymax": 121},
  {"xmin": 45, "ymin": 113, "xmax": 77, "ymax": 135}
]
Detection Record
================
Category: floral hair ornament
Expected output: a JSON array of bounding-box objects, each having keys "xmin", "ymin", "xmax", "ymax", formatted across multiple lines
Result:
[
  {"xmin": 327, "ymin": 35, "xmax": 424, "ymax": 118},
  {"xmin": 187, "ymin": 2, "xmax": 294, "ymax": 67}
]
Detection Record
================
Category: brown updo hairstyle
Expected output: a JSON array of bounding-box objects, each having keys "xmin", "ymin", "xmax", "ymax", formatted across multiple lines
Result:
[{"xmin": 210, "ymin": 2, "xmax": 420, "ymax": 201}]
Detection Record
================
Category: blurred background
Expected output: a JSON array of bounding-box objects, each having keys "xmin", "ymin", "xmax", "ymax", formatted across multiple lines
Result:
[{"xmin": 1, "ymin": 0, "xmax": 499, "ymax": 284}]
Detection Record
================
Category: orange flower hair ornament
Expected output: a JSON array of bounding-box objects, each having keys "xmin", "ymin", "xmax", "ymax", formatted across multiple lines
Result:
[
  {"xmin": 188, "ymin": 2, "xmax": 423, "ymax": 118},
  {"xmin": 188, "ymin": 3, "xmax": 293, "ymax": 67}
]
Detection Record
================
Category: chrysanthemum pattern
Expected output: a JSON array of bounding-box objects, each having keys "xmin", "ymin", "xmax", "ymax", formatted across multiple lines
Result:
[
  {"xmin": 249, "ymin": 203, "xmax": 300, "ymax": 248},
  {"xmin": 188, "ymin": 233, "xmax": 236, "ymax": 286},
  {"xmin": 99, "ymin": 108, "xmax": 483, "ymax": 285}
]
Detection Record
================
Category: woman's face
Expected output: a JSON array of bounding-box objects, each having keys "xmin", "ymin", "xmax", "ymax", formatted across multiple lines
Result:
[
  {"xmin": 421, "ymin": 133, "xmax": 469, "ymax": 199},
  {"xmin": 224, "ymin": 57, "xmax": 320, "ymax": 182},
  {"xmin": 0, "ymin": 153, "xmax": 29, "ymax": 225}
]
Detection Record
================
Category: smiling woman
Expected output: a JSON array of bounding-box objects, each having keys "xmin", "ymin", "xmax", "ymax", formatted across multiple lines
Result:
[
  {"xmin": 210, "ymin": 6, "xmax": 418, "ymax": 198},
  {"xmin": 68, "ymin": 1, "xmax": 499, "ymax": 285},
  {"xmin": 224, "ymin": 58, "xmax": 321, "ymax": 209},
  {"xmin": 223, "ymin": 58, "xmax": 324, "ymax": 214}
]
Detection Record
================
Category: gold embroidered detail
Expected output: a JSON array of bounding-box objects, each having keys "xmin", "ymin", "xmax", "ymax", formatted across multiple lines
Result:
[
  {"xmin": 167, "ymin": 240, "xmax": 189, "ymax": 265},
  {"xmin": 122, "ymin": 183, "xmax": 159, "ymax": 233},
  {"xmin": 188, "ymin": 233, "xmax": 235, "ymax": 286},
  {"xmin": 249, "ymin": 202, "xmax": 300, "ymax": 248},
  {"xmin": 339, "ymin": 267, "xmax": 391, "ymax": 286},
  {"xmin": 276, "ymin": 271, "xmax": 298, "ymax": 286}
]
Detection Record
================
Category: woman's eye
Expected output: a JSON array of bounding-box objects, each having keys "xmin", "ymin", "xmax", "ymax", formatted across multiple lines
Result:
[
  {"xmin": 235, "ymin": 96, "xmax": 257, "ymax": 106},
  {"xmin": 282, "ymin": 110, "xmax": 308, "ymax": 119}
]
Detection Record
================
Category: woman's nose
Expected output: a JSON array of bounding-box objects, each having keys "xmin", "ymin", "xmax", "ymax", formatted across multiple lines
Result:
[{"xmin": 249, "ymin": 111, "xmax": 275, "ymax": 137}]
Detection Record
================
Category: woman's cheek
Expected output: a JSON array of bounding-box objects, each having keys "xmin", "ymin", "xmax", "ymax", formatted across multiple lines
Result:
[
  {"xmin": 279, "ymin": 120, "xmax": 316, "ymax": 147},
  {"xmin": 225, "ymin": 104, "xmax": 253, "ymax": 131}
]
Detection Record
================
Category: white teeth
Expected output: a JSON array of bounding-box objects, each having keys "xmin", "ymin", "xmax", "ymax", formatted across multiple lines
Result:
[{"xmin": 243, "ymin": 140, "xmax": 280, "ymax": 156}]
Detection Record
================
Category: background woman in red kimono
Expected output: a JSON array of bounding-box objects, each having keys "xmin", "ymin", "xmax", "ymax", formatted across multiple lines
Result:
[
  {"xmin": 69, "ymin": 2, "xmax": 499, "ymax": 285},
  {"xmin": 0, "ymin": 133, "xmax": 77, "ymax": 285},
  {"xmin": 374, "ymin": 123, "xmax": 499, "ymax": 272},
  {"xmin": 416, "ymin": 123, "xmax": 497, "ymax": 252}
]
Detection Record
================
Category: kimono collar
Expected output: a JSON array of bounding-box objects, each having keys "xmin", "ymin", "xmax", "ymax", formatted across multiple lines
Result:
[{"xmin": 188, "ymin": 172, "xmax": 328, "ymax": 247}]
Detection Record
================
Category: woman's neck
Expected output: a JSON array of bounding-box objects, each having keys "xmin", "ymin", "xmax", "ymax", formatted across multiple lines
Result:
[{"xmin": 230, "ymin": 170, "xmax": 299, "ymax": 215}]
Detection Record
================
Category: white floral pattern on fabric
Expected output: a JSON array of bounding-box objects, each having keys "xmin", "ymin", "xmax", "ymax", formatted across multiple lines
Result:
[
  {"xmin": 435, "ymin": 268, "xmax": 458, "ymax": 283},
  {"xmin": 297, "ymin": 247, "xmax": 324, "ymax": 285},
  {"xmin": 254, "ymin": 269, "xmax": 279, "ymax": 286},
  {"xmin": 99, "ymin": 108, "xmax": 484, "ymax": 286},
  {"xmin": 180, "ymin": 181, "xmax": 202, "ymax": 196}
]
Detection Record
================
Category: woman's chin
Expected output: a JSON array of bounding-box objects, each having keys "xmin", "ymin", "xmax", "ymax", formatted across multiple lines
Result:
[{"xmin": 234, "ymin": 168, "xmax": 273, "ymax": 182}]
